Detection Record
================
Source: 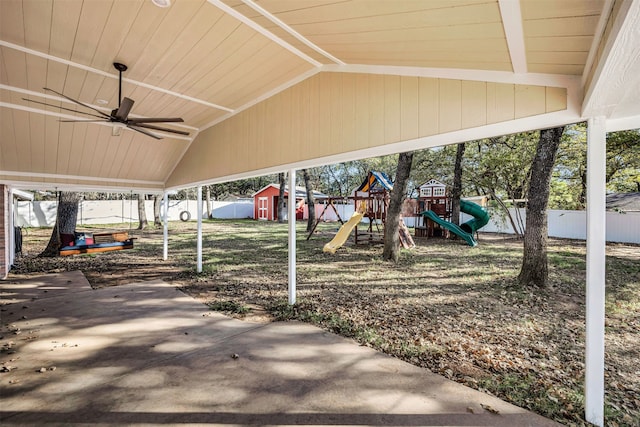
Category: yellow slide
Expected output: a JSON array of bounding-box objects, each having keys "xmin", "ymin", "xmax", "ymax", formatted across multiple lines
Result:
[{"xmin": 323, "ymin": 212, "xmax": 364, "ymax": 254}]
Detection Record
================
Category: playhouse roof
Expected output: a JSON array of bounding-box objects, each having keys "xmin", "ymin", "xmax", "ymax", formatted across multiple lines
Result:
[
  {"xmin": 355, "ymin": 172, "xmax": 394, "ymax": 193},
  {"xmin": 419, "ymin": 179, "xmax": 447, "ymax": 189},
  {"xmin": 253, "ymin": 184, "xmax": 328, "ymax": 200}
]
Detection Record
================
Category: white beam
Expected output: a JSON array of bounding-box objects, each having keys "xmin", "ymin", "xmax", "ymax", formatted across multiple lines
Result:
[
  {"xmin": 197, "ymin": 186, "xmax": 203, "ymax": 273},
  {"xmin": 585, "ymin": 116, "xmax": 607, "ymax": 427},
  {"xmin": 163, "ymin": 192, "xmax": 169, "ymax": 261},
  {"xmin": 0, "ymin": 40, "xmax": 233, "ymax": 112},
  {"xmin": 582, "ymin": 0, "xmax": 640, "ymax": 117},
  {"xmin": 288, "ymin": 170, "xmax": 297, "ymax": 305},
  {"xmin": 497, "ymin": 0, "xmax": 528, "ymax": 74}
]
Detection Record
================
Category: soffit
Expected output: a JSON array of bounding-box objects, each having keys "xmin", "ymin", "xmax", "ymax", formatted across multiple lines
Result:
[{"xmin": 0, "ymin": 0, "xmax": 636, "ymax": 192}]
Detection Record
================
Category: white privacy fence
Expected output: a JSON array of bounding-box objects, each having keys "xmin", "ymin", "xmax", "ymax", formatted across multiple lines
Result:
[
  {"xmin": 15, "ymin": 200, "xmax": 254, "ymax": 227},
  {"xmin": 462, "ymin": 208, "xmax": 640, "ymax": 244},
  {"xmin": 13, "ymin": 200, "xmax": 639, "ymax": 244}
]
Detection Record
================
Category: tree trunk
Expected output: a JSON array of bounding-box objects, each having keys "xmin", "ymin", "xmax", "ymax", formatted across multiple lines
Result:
[
  {"xmin": 137, "ymin": 193, "xmax": 148, "ymax": 230},
  {"xmin": 39, "ymin": 191, "xmax": 81, "ymax": 257},
  {"xmin": 277, "ymin": 172, "xmax": 286, "ymax": 223},
  {"xmin": 518, "ymin": 127, "xmax": 565, "ymax": 287},
  {"xmin": 383, "ymin": 152, "xmax": 414, "ymax": 262},
  {"xmin": 153, "ymin": 195, "xmax": 162, "ymax": 227},
  {"xmin": 205, "ymin": 186, "xmax": 212, "ymax": 219},
  {"xmin": 302, "ymin": 169, "xmax": 316, "ymax": 232},
  {"xmin": 451, "ymin": 142, "xmax": 466, "ymax": 227}
]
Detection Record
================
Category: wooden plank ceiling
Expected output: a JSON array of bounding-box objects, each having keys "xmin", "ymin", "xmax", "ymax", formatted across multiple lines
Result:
[{"xmin": 0, "ymin": 0, "xmax": 615, "ymax": 190}]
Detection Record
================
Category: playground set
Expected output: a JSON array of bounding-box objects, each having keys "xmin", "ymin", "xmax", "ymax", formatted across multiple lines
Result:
[
  {"xmin": 318, "ymin": 173, "xmax": 491, "ymax": 252},
  {"xmin": 322, "ymin": 172, "xmax": 414, "ymax": 254},
  {"xmin": 415, "ymin": 179, "xmax": 490, "ymax": 247}
]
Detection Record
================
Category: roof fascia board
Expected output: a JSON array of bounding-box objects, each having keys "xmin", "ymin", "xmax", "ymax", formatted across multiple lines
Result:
[
  {"xmin": 1, "ymin": 170, "xmax": 163, "ymax": 187},
  {"xmin": 165, "ymin": 108, "xmax": 581, "ymax": 192},
  {"xmin": 498, "ymin": 0, "xmax": 527, "ymax": 74},
  {"xmin": 2, "ymin": 179, "xmax": 165, "ymax": 195},
  {"xmin": 582, "ymin": 0, "xmax": 639, "ymax": 117},
  {"xmin": 208, "ymin": 0, "xmax": 322, "ymax": 67},
  {"xmin": 239, "ymin": 0, "xmax": 345, "ymax": 65},
  {"xmin": 605, "ymin": 114, "xmax": 640, "ymax": 132},
  {"xmin": 0, "ymin": 40, "xmax": 232, "ymax": 113}
]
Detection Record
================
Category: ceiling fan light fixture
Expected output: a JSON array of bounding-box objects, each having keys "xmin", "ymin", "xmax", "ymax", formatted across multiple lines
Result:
[
  {"xmin": 112, "ymin": 125, "xmax": 122, "ymax": 137},
  {"xmin": 151, "ymin": 0, "xmax": 171, "ymax": 7}
]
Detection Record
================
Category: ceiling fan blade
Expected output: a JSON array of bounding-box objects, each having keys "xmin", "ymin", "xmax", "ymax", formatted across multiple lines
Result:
[
  {"xmin": 59, "ymin": 119, "xmax": 109, "ymax": 123},
  {"xmin": 22, "ymin": 98, "xmax": 107, "ymax": 119},
  {"xmin": 127, "ymin": 124, "xmax": 162, "ymax": 140},
  {"xmin": 132, "ymin": 122, "xmax": 191, "ymax": 136},
  {"xmin": 43, "ymin": 87, "xmax": 111, "ymax": 118},
  {"xmin": 114, "ymin": 97, "xmax": 134, "ymax": 121},
  {"xmin": 128, "ymin": 117, "xmax": 185, "ymax": 124}
]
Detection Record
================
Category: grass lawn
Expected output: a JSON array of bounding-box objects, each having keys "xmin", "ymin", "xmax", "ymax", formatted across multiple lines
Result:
[{"xmin": 10, "ymin": 219, "xmax": 639, "ymax": 426}]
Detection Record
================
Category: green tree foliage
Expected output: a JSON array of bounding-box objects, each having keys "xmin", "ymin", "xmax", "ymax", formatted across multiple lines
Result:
[{"xmin": 606, "ymin": 129, "xmax": 640, "ymax": 193}]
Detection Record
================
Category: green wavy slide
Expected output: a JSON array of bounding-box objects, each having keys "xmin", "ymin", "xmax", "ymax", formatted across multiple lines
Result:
[{"xmin": 420, "ymin": 200, "xmax": 490, "ymax": 247}]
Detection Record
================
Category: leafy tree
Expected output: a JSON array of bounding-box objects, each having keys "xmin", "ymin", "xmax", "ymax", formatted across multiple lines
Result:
[
  {"xmin": 450, "ymin": 143, "xmax": 466, "ymax": 226},
  {"xmin": 137, "ymin": 193, "xmax": 148, "ymax": 230},
  {"xmin": 39, "ymin": 191, "xmax": 81, "ymax": 257},
  {"xmin": 383, "ymin": 152, "xmax": 414, "ymax": 262},
  {"xmin": 302, "ymin": 169, "xmax": 316, "ymax": 232},
  {"xmin": 518, "ymin": 127, "xmax": 565, "ymax": 288},
  {"xmin": 277, "ymin": 172, "xmax": 286, "ymax": 223},
  {"xmin": 606, "ymin": 129, "xmax": 640, "ymax": 193},
  {"xmin": 153, "ymin": 195, "xmax": 162, "ymax": 227}
]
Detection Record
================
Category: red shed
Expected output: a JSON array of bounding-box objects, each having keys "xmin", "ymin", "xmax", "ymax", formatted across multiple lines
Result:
[{"xmin": 253, "ymin": 184, "xmax": 328, "ymax": 221}]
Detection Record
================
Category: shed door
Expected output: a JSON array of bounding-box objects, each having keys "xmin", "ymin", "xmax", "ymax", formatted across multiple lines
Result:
[{"xmin": 257, "ymin": 197, "xmax": 268, "ymax": 220}]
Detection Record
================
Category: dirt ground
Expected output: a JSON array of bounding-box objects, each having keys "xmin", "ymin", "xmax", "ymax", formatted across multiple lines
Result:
[{"xmin": 5, "ymin": 220, "xmax": 639, "ymax": 426}]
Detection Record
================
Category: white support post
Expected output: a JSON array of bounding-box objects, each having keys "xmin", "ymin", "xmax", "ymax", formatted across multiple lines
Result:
[
  {"xmin": 288, "ymin": 169, "xmax": 297, "ymax": 305},
  {"xmin": 197, "ymin": 186, "xmax": 203, "ymax": 273},
  {"xmin": 163, "ymin": 192, "xmax": 168, "ymax": 261},
  {"xmin": 585, "ymin": 116, "xmax": 606, "ymax": 427},
  {"xmin": 8, "ymin": 188, "xmax": 14, "ymax": 266}
]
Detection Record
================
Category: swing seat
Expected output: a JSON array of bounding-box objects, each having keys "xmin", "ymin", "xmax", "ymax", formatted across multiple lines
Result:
[{"xmin": 59, "ymin": 231, "xmax": 135, "ymax": 256}]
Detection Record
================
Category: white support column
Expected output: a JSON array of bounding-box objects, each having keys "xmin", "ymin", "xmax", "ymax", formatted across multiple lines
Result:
[
  {"xmin": 163, "ymin": 192, "xmax": 168, "ymax": 261},
  {"xmin": 197, "ymin": 186, "xmax": 203, "ymax": 273},
  {"xmin": 585, "ymin": 116, "xmax": 606, "ymax": 427},
  {"xmin": 8, "ymin": 188, "xmax": 14, "ymax": 266},
  {"xmin": 288, "ymin": 169, "xmax": 297, "ymax": 305}
]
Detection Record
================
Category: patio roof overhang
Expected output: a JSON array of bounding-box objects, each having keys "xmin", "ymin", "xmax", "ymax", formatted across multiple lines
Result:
[
  {"xmin": 0, "ymin": 0, "xmax": 638, "ymax": 192},
  {"xmin": 1, "ymin": 2, "xmax": 639, "ymax": 426}
]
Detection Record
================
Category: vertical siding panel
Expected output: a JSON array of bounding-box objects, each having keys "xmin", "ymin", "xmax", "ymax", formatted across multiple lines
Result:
[
  {"xmin": 400, "ymin": 76, "xmax": 419, "ymax": 140},
  {"xmin": 461, "ymin": 81, "xmax": 487, "ymax": 128},
  {"xmin": 418, "ymin": 77, "xmax": 439, "ymax": 136},
  {"xmin": 329, "ymin": 73, "xmax": 343, "ymax": 154},
  {"xmin": 384, "ymin": 75, "xmax": 401, "ymax": 143},
  {"xmin": 368, "ymin": 74, "xmax": 385, "ymax": 148},
  {"xmin": 545, "ymin": 86, "xmax": 567, "ymax": 112},
  {"xmin": 306, "ymin": 76, "xmax": 321, "ymax": 159},
  {"xmin": 318, "ymin": 73, "xmax": 332, "ymax": 157},
  {"xmin": 486, "ymin": 83, "xmax": 515, "ymax": 124},
  {"xmin": 439, "ymin": 79, "xmax": 462, "ymax": 133},
  {"xmin": 354, "ymin": 74, "xmax": 370, "ymax": 150},
  {"xmin": 515, "ymin": 85, "xmax": 546, "ymax": 118},
  {"xmin": 342, "ymin": 73, "xmax": 357, "ymax": 153}
]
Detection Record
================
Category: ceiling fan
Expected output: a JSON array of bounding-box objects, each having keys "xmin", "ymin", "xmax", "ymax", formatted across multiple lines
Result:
[{"xmin": 23, "ymin": 62, "xmax": 189, "ymax": 140}]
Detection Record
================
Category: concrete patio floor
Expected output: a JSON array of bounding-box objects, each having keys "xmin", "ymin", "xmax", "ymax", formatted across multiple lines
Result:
[{"xmin": 1, "ymin": 271, "xmax": 560, "ymax": 426}]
